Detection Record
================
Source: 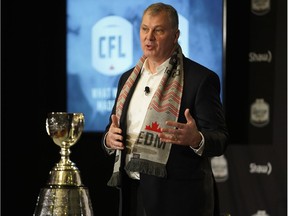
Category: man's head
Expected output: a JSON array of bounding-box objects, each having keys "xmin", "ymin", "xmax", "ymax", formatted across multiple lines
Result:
[{"xmin": 140, "ymin": 3, "xmax": 180, "ymax": 64}]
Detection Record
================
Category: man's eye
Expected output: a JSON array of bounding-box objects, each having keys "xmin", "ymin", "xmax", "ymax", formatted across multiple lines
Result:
[{"xmin": 155, "ymin": 29, "xmax": 164, "ymax": 34}]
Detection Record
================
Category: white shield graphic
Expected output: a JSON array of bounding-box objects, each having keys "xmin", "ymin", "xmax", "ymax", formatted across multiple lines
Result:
[{"xmin": 92, "ymin": 16, "xmax": 133, "ymax": 75}]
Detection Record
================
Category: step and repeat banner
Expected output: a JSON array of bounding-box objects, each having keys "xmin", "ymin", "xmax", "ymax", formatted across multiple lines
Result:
[{"xmin": 215, "ymin": 0, "xmax": 286, "ymax": 215}]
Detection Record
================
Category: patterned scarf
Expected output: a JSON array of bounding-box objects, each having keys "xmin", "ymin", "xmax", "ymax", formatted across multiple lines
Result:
[{"xmin": 107, "ymin": 45, "xmax": 184, "ymax": 187}]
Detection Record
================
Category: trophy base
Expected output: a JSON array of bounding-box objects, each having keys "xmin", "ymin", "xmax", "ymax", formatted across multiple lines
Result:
[{"xmin": 34, "ymin": 185, "xmax": 94, "ymax": 216}]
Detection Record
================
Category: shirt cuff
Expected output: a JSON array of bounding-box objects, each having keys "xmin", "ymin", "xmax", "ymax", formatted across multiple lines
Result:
[
  {"xmin": 103, "ymin": 132, "xmax": 115, "ymax": 155},
  {"xmin": 190, "ymin": 131, "xmax": 205, "ymax": 156}
]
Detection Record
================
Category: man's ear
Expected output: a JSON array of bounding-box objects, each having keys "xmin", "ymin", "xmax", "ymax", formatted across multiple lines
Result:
[{"xmin": 175, "ymin": 29, "xmax": 180, "ymax": 42}]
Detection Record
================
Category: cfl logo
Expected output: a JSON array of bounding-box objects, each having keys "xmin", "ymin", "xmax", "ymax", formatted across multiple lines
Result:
[{"xmin": 92, "ymin": 16, "xmax": 133, "ymax": 75}]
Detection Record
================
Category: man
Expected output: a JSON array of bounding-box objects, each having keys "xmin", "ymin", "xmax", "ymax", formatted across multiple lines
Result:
[{"xmin": 101, "ymin": 2, "xmax": 229, "ymax": 216}]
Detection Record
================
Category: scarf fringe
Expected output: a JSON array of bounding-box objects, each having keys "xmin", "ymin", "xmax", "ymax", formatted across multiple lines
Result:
[
  {"xmin": 107, "ymin": 171, "xmax": 121, "ymax": 187},
  {"xmin": 125, "ymin": 159, "xmax": 167, "ymax": 178}
]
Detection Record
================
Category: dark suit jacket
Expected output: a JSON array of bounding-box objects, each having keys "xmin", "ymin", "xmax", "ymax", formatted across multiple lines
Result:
[{"xmin": 102, "ymin": 55, "xmax": 229, "ymax": 216}]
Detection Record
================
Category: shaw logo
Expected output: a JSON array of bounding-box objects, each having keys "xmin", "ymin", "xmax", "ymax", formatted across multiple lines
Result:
[
  {"xmin": 249, "ymin": 162, "xmax": 272, "ymax": 175},
  {"xmin": 91, "ymin": 16, "xmax": 133, "ymax": 75},
  {"xmin": 249, "ymin": 50, "xmax": 272, "ymax": 63}
]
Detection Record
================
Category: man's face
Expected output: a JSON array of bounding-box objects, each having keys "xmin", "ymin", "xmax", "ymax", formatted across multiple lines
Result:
[{"xmin": 140, "ymin": 11, "xmax": 179, "ymax": 63}]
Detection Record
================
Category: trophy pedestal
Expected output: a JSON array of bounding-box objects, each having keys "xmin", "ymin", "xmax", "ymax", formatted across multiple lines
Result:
[
  {"xmin": 34, "ymin": 186, "xmax": 93, "ymax": 216},
  {"xmin": 34, "ymin": 163, "xmax": 94, "ymax": 216}
]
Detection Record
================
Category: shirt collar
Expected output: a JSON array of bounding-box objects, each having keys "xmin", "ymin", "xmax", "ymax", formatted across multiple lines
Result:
[{"xmin": 142, "ymin": 58, "xmax": 171, "ymax": 75}]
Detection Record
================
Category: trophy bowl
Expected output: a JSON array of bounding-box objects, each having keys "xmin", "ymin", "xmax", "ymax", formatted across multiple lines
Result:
[
  {"xmin": 46, "ymin": 112, "xmax": 84, "ymax": 149},
  {"xmin": 34, "ymin": 112, "xmax": 94, "ymax": 216}
]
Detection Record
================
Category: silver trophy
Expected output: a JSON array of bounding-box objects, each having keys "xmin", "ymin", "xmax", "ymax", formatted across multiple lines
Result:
[{"xmin": 34, "ymin": 112, "xmax": 94, "ymax": 216}]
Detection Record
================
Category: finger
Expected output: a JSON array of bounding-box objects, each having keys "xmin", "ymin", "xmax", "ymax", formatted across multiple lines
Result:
[
  {"xmin": 161, "ymin": 127, "xmax": 176, "ymax": 134},
  {"xmin": 184, "ymin": 108, "xmax": 193, "ymax": 124},
  {"xmin": 112, "ymin": 140, "xmax": 124, "ymax": 149},
  {"xmin": 108, "ymin": 114, "xmax": 122, "ymax": 142},
  {"xmin": 164, "ymin": 120, "xmax": 181, "ymax": 128},
  {"xmin": 159, "ymin": 132, "xmax": 181, "ymax": 144},
  {"xmin": 173, "ymin": 134, "xmax": 179, "ymax": 141},
  {"xmin": 107, "ymin": 130, "xmax": 123, "ymax": 149},
  {"xmin": 111, "ymin": 114, "xmax": 119, "ymax": 127}
]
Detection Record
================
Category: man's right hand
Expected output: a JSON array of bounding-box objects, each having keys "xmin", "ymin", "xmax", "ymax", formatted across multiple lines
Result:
[{"xmin": 105, "ymin": 114, "xmax": 124, "ymax": 150}]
